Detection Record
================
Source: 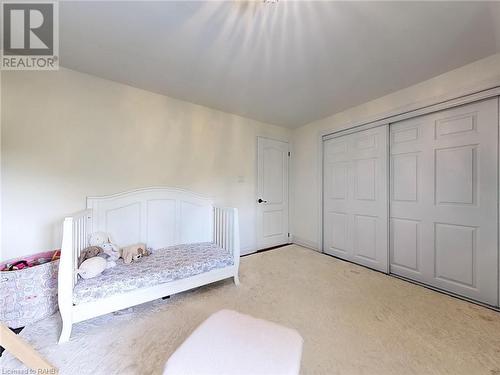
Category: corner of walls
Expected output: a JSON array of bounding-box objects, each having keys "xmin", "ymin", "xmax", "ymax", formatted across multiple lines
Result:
[{"xmin": 292, "ymin": 235, "xmax": 320, "ymax": 252}]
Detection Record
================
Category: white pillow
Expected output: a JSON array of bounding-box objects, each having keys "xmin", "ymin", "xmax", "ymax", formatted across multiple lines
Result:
[{"xmin": 78, "ymin": 257, "xmax": 107, "ymax": 279}]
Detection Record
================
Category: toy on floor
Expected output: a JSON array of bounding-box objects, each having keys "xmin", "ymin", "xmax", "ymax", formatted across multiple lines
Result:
[
  {"xmin": 77, "ymin": 257, "xmax": 107, "ymax": 279},
  {"xmin": 120, "ymin": 243, "xmax": 150, "ymax": 264},
  {"xmin": 88, "ymin": 232, "xmax": 120, "ymax": 269}
]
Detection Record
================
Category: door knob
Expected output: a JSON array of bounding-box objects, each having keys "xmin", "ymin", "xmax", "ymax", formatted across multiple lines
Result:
[{"xmin": 258, "ymin": 198, "xmax": 268, "ymax": 203}]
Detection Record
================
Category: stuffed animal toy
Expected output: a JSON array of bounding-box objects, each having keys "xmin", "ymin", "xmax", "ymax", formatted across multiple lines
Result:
[
  {"xmin": 88, "ymin": 231, "xmax": 108, "ymax": 246},
  {"xmin": 78, "ymin": 246, "xmax": 104, "ymax": 267},
  {"xmin": 88, "ymin": 231, "xmax": 120, "ymax": 269},
  {"xmin": 100, "ymin": 242, "xmax": 120, "ymax": 268},
  {"xmin": 77, "ymin": 257, "xmax": 107, "ymax": 279},
  {"xmin": 120, "ymin": 243, "xmax": 150, "ymax": 264}
]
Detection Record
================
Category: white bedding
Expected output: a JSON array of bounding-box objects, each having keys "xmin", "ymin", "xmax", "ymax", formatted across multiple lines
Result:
[{"xmin": 73, "ymin": 242, "xmax": 233, "ymax": 304}]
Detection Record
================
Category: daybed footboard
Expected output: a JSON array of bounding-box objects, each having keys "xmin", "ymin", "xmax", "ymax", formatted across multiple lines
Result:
[
  {"xmin": 214, "ymin": 206, "xmax": 240, "ymax": 284},
  {"xmin": 58, "ymin": 209, "xmax": 92, "ymax": 343}
]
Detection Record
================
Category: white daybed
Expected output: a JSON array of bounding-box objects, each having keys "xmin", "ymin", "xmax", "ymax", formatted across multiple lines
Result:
[{"xmin": 57, "ymin": 187, "xmax": 240, "ymax": 343}]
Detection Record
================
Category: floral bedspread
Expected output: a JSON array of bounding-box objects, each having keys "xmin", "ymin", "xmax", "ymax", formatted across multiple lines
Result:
[{"xmin": 73, "ymin": 242, "xmax": 234, "ymax": 304}]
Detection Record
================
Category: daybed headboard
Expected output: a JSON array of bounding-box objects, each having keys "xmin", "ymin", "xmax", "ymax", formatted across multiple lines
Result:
[{"xmin": 87, "ymin": 187, "xmax": 214, "ymax": 249}]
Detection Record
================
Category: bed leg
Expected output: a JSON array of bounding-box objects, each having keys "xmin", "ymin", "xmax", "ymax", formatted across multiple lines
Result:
[
  {"xmin": 233, "ymin": 275, "xmax": 240, "ymax": 286},
  {"xmin": 59, "ymin": 315, "xmax": 72, "ymax": 344}
]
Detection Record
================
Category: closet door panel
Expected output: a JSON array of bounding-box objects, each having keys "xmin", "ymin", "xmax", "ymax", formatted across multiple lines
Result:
[
  {"xmin": 390, "ymin": 117, "xmax": 429, "ymax": 282},
  {"xmin": 390, "ymin": 98, "xmax": 499, "ymax": 306},
  {"xmin": 323, "ymin": 137, "xmax": 351, "ymax": 259},
  {"xmin": 323, "ymin": 125, "xmax": 389, "ymax": 272}
]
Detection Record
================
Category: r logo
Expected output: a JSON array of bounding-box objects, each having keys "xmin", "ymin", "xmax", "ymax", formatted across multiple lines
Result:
[{"xmin": 3, "ymin": 3, "xmax": 54, "ymax": 55}]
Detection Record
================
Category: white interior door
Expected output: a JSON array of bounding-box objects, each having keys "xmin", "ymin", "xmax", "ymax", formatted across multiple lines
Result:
[
  {"xmin": 257, "ymin": 137, "xmax": 289, "ymax": 250},
  {"xmin": 323, "ymin": 125, "xmax": 389, "ymax": 272},
  {"xmin": 390, "ymin": 98, "xmax": 499, "ymax": 306}
]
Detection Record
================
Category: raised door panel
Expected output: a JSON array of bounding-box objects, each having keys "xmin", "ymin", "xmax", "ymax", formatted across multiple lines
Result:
[
  {"xmin": 327, "ymin": 163, "xmax": 348, "ymax": 200},
  {"xmin": 354, "ymin": 159, "xmax": 376, "ymax": 201},
  {"xmin": 435, "ymin": 111, "xmax": 477, "ymax": 139},
  {"xmin": 391, "ymin": 154, "xmax": 418, "ymax": 202},
  {"xmin": 434, "ymin": 223, "xmax": 476, "ymax": 288},
  {"xmin": 262, "ymin": 210, "xmax": 284, "ymax": 238},
  {"xmin": 328, "ymin": 212, "xmax": 349, "ymax": 253},
  {"xmin": 390, "ymin": 218, "xmax": 421, "ymax": 275},
  {"xmin": 263, "ymin": 147, "xmax": 285, "ymax": 204},
  {"xmin": 435, "ymin": 145, "xmax": 476, "ymax": 206},
  {"xmin": 353, "ymin": 215, "xmax": 377, "ymax": 261}
]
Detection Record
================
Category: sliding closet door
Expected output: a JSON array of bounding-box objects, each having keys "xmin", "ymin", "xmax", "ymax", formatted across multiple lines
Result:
[
  {"xmin": 323, "ymin": 125, "xmax": 389, "ymax": 272},
  {"xmin": 390, "ymin": 98, "xmax": 498, "ymax": 306}
]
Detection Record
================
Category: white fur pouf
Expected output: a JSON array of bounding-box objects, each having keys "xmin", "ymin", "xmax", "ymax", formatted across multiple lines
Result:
[{"xmin": 163, "ymin": 309, "xmax": 303, "ymax": 375}]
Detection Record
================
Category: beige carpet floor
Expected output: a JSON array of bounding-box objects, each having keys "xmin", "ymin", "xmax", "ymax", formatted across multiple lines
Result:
[{"xmin": 1, "ymin": 245, "xmax": 500, "ymax": 375}]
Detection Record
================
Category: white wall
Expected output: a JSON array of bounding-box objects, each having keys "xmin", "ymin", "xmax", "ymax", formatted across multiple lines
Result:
[
  {"xmin": 292, "ymin": 53, "xmax": 500, "ymax": 251},
  {"xmin": 4, "ymin": 54, "xmax": 500, "ymax": 261},
  {"xmin": 1, "ymin": 68, "xmax": 290, "ymax": 261}
]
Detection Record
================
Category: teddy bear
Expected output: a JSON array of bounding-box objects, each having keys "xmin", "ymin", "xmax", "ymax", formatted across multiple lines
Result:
[
  {"xmin": 120, "ymin": 243, "xmax": 150, "ymax": 264},
  {"xmin": 78, "ymin": 245, "xmax": 103, "ymax": 267},
  {"xmin": 88, "ymin": 231, "xmax": 120, "ymax": 269}
]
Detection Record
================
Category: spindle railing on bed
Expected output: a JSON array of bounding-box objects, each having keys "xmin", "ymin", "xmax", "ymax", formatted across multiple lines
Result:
[
  {"xmin": 213, "ymin": 207, "xmax": 240, "ymax": 277},
  {"xmin": 72, "ymin": 210, "xmax": 93, "ymax": 286}
]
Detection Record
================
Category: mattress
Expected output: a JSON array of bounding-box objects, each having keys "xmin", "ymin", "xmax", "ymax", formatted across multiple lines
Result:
[{"xmin": 73, "ymin": 242, "xmax": 234, "ymax": 304}]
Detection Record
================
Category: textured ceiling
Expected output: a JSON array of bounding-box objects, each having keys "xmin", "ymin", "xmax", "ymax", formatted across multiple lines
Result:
[{"xmin": 60, "ymin": 1, "xmax": 500, "ymax": 128}]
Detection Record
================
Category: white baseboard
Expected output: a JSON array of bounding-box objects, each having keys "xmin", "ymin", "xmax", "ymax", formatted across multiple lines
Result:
[
  {"xmin": 242, "ymin": 238, "xmax": 313, "ymax": 255},
  {"xmin": 292, "ymin": 236, "xmax": 320, "ymax": 252},
  {"xmin": 240, "ymin": 245, "xmax": 256, "ymax": 256}
]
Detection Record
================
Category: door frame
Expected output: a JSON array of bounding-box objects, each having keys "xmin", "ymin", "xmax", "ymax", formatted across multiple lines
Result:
[
  {"xmin": 497, "ymin": 96, "xmax": 500, "ymax": 308},
  {"xmin": 255, "ymin": 136, "xmax": 291, "ymax": 251}
]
